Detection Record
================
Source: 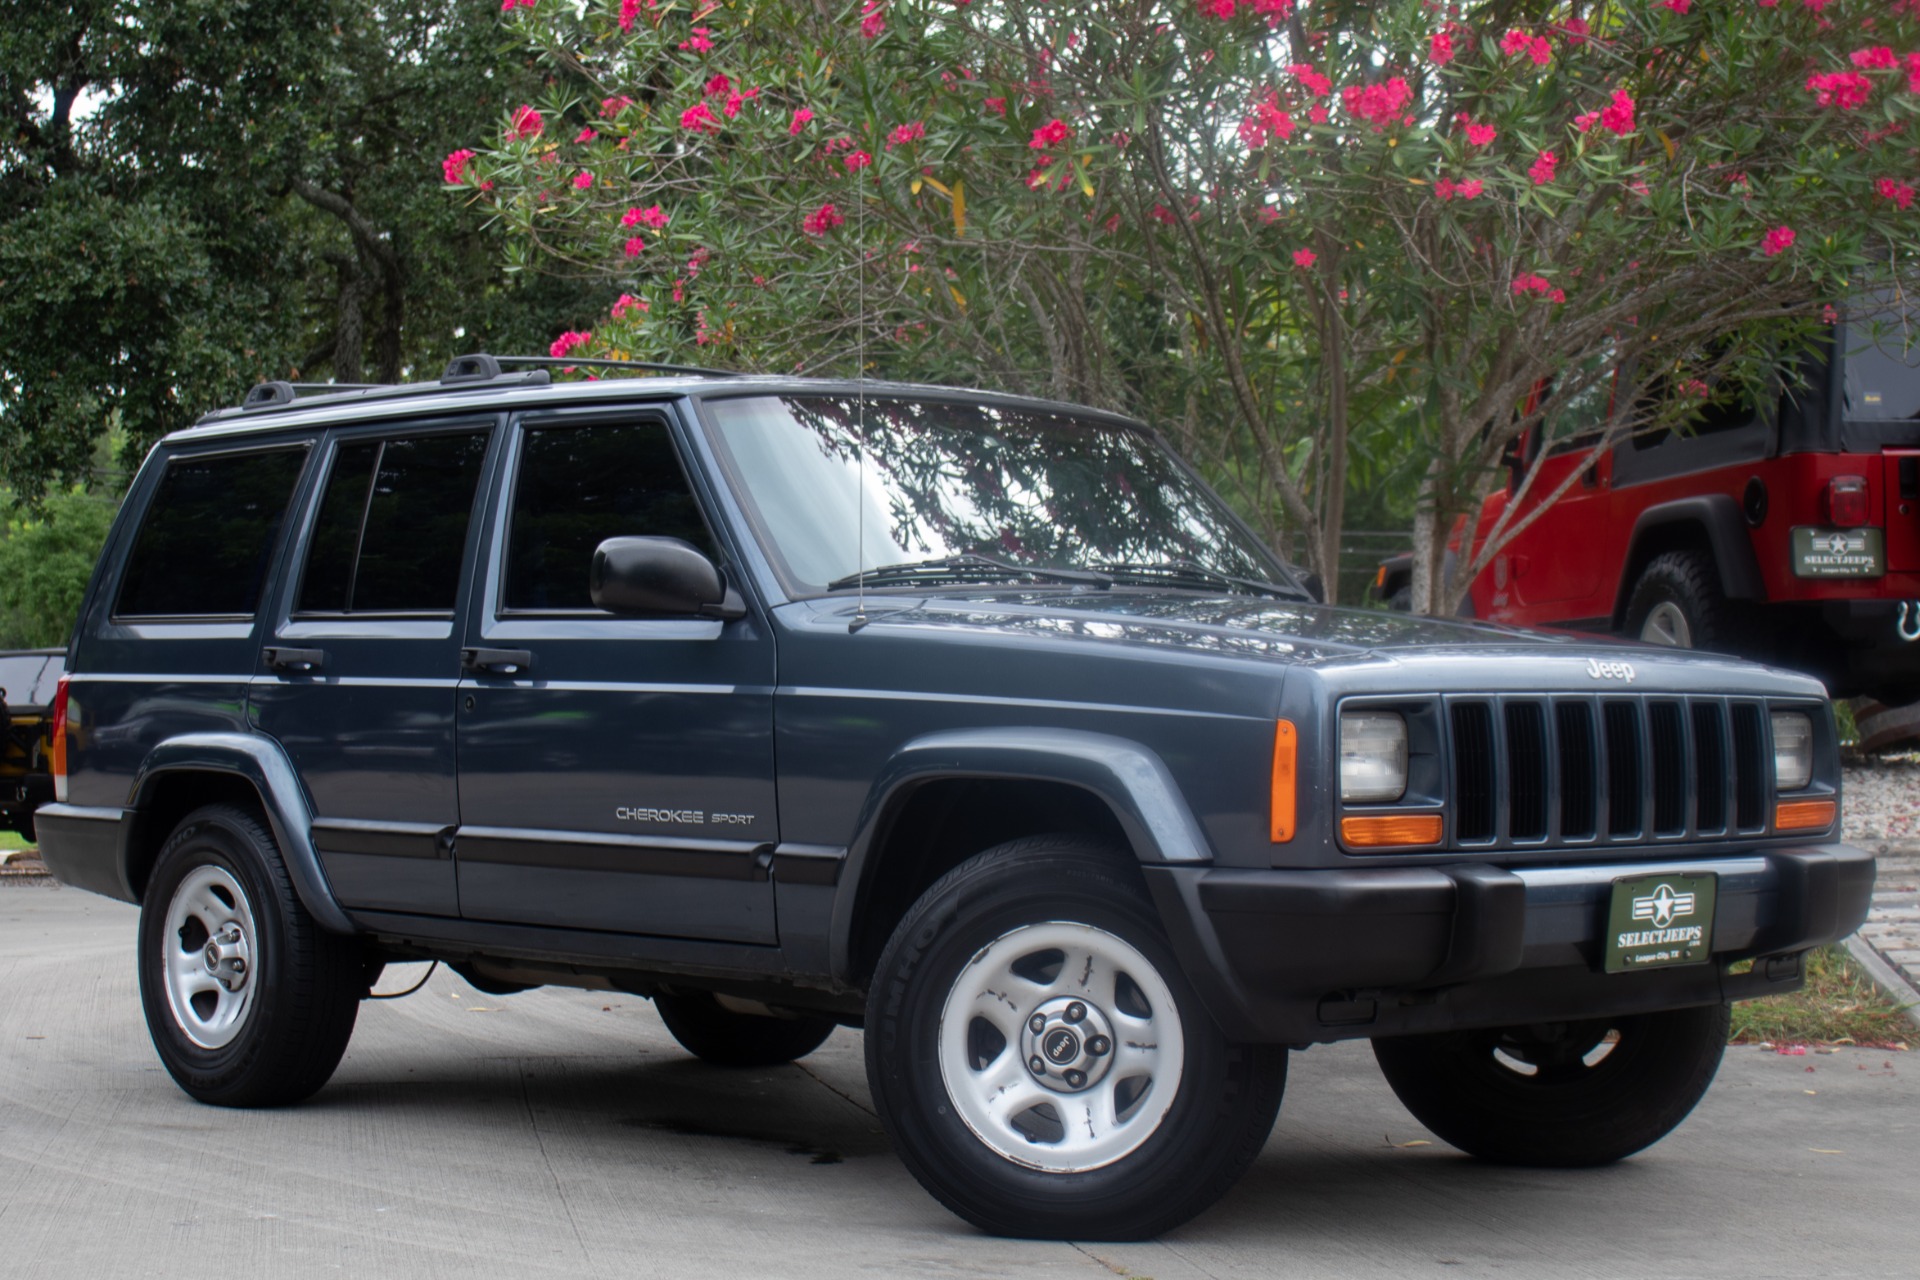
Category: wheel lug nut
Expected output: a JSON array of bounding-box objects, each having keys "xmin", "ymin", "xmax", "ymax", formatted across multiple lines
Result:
[
  {"xmin": 1065, "ymin": 1002, "xmax": 1086, "ymax": 1024},
  {"xmin": 1064, "ymin": 1069, "xmax": 1086, "ymax": 1088},
  {"xmin": 1087, "ymin": 1035, "xmax": 1110, "ymax": 1056},
  {"xmin": 1028, "ymin": 1014, "xmax": 1047, "ymax": 1034},
  {"xmin": 1030, "ymin": 1055, "xmax": 1046, "ymax": 1074}
]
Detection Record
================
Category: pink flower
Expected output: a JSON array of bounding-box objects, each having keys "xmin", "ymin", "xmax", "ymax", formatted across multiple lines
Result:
[
  {"xmin": 1435, "ymin": 177, "xmax": 1457, "ymax": 201},
  {"xmin": 441, "ymin": 148, "xmax": 476, "ymax": 185},
  {"xmin": 1562, "ymin": 16, "xmax": 1591, "ymax": 44},
  {"xmin": 1877, "ymin": 177, "xmax": 1916, "ymax": 209},
  {"xmin": 499, "ymin": 0, "xmax": 534, "ymax": 10},
  {"xmin": 1760, "ymin": 224, "xmax": 1795, "ymax": 256},
  {"xmin": 1500, "ymin": 30, "xmax": 1552, "ymax": 65},
  {"xmin": 1574, "ymin": 110, "xmax": 1601, "ymax": 133},
  {"xmin": 1528, "ymin": 149, "xmax": 1557, "ymax": 185},
  {"xmin": 1430, "ymin": 30, "xmax": 1455, "ymax": 66},
  {"xmin": 623, "ymin": 237, "xmax": 646, "ymax": 257},
  {"xmin": 803, "ymin": 203, "xmax": 845, "ymax": 235},
  {"xmin": 573, "ymin": 171, "xmax": 594, "ymax": 190},
  {"xmin": 984, "ymin": 97, "xmax": 1007, "ymax": 116},
  {"xmin": 681, "ymin": 101, "xmax": 720, "ymax": 133},
  {"xmin": 723, "ymin": 89, "xmax": 755, "ymax": 119},
  {"xmin": 1822, "ymin": 303, "xmax": 1838, "ymax": 324},
  {"xmin": 1250, "ymin": 0, "xmax": 1292, "ymax": 17},
  {"xmin": 1238, "ymin": 89, "xmax": 1295, "ymax": 147},
  {"xmin": 1149, "ymin": 204, "xmax": 1176, "ymax": 226},
  {"xmin": 789, "ymin": 107, "xmax": 814, "ymax": 135},
  {"xmin": 860, "ymin": 0, "xmax": 885, "ymax": 38},
  {"xmin": 1907, "ymin": 53, "xmax": 1920, "ymax": 95},
  {"xmin": 601, "ymin": 95, "xmax": 636, "ymax": 117},
  {"xmin": 678, "ymin": 26, "xmax": 713, "ymax": 52},
  {"xmin": 1197, "ymin": 0, "xmax": 1235, "ymax": 16},
  {"xmin": 1464, "ymin": 121, "xmax": 1496, "ymax": 146},
  {"xmin": 1806, "ymin": 71, "xmax": 1873, "ymax": 109},
  {"xmin": 1308, "ymin": 103, "xmax": 1328, "ymax": 124},
  {"xmin": 1852, "ymin": 46, "xmax": 1897, "ymax": 70},
  {"xmin": 1548, "ymin": 288, "xmax": 1566, "ymax": 303},
  {"xmin": 1340, "ymin": 77, "xmax": 1413, "ymax": 130},
  {"xmin": 844, "ymin": 150, "xmax": 872, "ymax": 171},
  {"xmin": 611, "ymin": 294, "xmax": 648, "ymax": 320},
  {"xmin": 508, "ymin": 105, "xmax": 544, "ymax": 141},
  {"xmin": 1292, "ymin": 247, "xmax": 1316, "ymax": 268},
  {"xmin": 1511, "ymin": 272, "xmax": 1552, "ymax": 296},
  {"xmin": 1527, "ymin": 35, "xmax": 1552, "ymax": 65},
  {"xmin": 1660, "ymin": 0, "xmax": 1689, "ymax": 13},
  {"xmin": 549, "ymin": 331, "xmax": 591, "ymax": 358},
  {"xmin": 622, "ymin": 204, "xmax": 669, "ymax": 229},
  {"xmin": 1599, "ymin": 90, "xmax": 1636, "ymax": 135},
  {"xmin": 1457, "ymin": 178, "xmax": 1484, "ymax": 199},
  {"xmin": 575, "ymin": 127, "xmax": 598, "ymax": 144},
  {"xmin": 1289, "ymin": 64, "xmax": 1333, "ymax": 97},
  {"xmin": 1030, "ymin": 118, "xmax": 1070, "ymax": 149},
  {"xmin": 704, "ymin": 73, "xmax": 731, "ymax": 97},
  {"xmin": 1678, "ymin": 378, "xmax": 1709, "ymax": 399},
  {"xmin": 888, "ymin": 120, "xmax": 926, "ymax": 148},
  {"xmin": 619, "ymin": 0, "xmax": 643, "ymax": 32}
]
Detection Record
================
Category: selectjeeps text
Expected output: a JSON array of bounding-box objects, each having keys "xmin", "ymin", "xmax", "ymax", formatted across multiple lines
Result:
[{"xmin": 37, "ymin": 355, "xmax": 1875, "ymax": 1238}]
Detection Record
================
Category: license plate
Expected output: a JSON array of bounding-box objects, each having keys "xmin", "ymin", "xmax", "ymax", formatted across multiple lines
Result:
[
  {"xmin": 1603, "ymin": 873, "xmax": 1717, "ymax": 974},
  {"xmin": 1791, "ymin": 526, "xmax": 1885, "ymax": 578}
]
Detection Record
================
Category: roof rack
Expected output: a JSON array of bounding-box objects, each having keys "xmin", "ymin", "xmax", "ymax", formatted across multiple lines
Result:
[{"xmin": 204, "ymin": 352, "xmax": 737, "ymax": 424}]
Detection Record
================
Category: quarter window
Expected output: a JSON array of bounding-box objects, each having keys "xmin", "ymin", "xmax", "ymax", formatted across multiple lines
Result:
[
  {"xmin": 116, "ymin": 448, "xmax": 307, "ymax": 618},
  {"xmin": 504, "ymin": 420, "xmax": 716, "ymax": 611},
  {"xmin": 296, "ymin": 430, "xmax": 489, "ymax": 614}
]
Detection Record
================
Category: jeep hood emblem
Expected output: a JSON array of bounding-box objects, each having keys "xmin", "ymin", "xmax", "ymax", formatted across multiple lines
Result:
[{"xmin": 1586, "ymin": 658, "xmax": 1636, "ymax": 682}]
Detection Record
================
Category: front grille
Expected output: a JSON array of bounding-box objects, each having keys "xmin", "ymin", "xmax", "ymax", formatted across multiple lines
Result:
[{"xmin": 1444, "ymin": 695, "xmax": 1770, "ymax": 849}]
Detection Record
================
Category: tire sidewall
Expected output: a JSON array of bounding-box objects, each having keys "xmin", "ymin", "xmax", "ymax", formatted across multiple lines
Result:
[{"xmin": 137, "ymin": 810, "xmax": 291, "ymax": 1095}]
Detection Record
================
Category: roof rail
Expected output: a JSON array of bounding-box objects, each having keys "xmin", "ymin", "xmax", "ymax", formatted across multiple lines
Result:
[
  {"xmin": 242, "ymin": 379, "xmax": 390, "ymax": 411},
  {"xmin": 483, "ymin": 355, "xmax": 740, "ymax": 379}
]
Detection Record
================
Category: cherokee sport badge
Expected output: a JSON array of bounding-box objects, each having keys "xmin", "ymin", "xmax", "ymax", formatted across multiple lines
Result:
[{"xmin": 1604, "ymin": 873, "xmax": 1717, "ymax": 973}]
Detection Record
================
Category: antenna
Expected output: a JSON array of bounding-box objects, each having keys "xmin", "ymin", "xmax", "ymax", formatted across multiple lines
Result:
[{"xmin": 851, "ymin": 150, "xmax": 871, "ymax": 634}]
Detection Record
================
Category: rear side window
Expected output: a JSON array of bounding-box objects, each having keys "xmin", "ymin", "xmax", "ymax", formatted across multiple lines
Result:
[
  {"xmin": 504, "ymin": 420, "xmax": 715, "ymax": 611},
  {"xmin": 116, "ymin": 448, "xmax": 308, "ymax": 618},
  {"xmin": 297, "ymin": 430, "xmax": 490, "ymax": 614}
]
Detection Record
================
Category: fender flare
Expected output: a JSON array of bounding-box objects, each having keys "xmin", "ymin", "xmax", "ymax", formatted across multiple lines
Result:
[
  {"xmin": 828, "ymin": 727, "xmax": 1213, "ymax": 979},
  {"xmin": 127, "ymin": 732, "xmax": 355, "ymax": 935},
  {"xmin": 1612, "ymin": 494, "xmax": 1766, "ymax": 627}
]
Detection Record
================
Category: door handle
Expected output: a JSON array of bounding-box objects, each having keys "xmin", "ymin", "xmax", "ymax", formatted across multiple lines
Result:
[
  {"xmin": 263, "ymin": 646, "xmax": 326, "ymax": 673},
  {"xmin": 460, "ymin": 647, "xmax": 535, "ymax": 675}
]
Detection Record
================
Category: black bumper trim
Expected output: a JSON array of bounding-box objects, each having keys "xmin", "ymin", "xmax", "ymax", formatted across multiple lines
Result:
[{"xmin": 32, "ymin": 804, "xmax": 137, "ymax": 903}]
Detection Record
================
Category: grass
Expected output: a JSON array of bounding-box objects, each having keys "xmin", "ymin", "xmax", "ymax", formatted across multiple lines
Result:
[
  {"xmin": 0, "ymin": 830, "xmax": 31, "ymax": 852},
  {"xmin": 1730, "ymin": 944, "xmax": 1918, "ymax": 1048}
]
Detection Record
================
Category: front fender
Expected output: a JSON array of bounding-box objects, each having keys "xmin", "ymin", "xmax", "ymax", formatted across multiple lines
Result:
[
  {"xmin": 828, "ymin": 727, "xmax": 1214, "ymax": 978},
  {"xmin": 128, "ymin": 733, "xmax": 355, "ymax": 935}
]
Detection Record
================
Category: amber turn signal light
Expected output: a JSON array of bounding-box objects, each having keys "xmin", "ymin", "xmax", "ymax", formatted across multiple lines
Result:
[
  {"xmin": 1340, "ymin": 814, "xmax": 1443, "ymax": 848},
  {"xmin": 1270, "ymin": 720, "xmax": 1297, "ymax": 842},
  {"xmin": 1774, "ymin": 798, "xmax": 1836, "ymax": 832}
]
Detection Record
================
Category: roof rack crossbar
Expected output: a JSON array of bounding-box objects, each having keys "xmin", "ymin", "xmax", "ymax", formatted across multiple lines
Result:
[{"xmin": 243, "ymin": 380, "xmax": 391, "ymax": 411}]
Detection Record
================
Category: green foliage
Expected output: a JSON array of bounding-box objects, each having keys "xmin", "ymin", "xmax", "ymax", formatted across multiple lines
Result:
[
  {"xmin": 462, "ymin": 0, "xmax": 1920, "ymax": 604},
  {"xmin": 0, "ymin": 489, "xmax": 116, "ymax": 648}
]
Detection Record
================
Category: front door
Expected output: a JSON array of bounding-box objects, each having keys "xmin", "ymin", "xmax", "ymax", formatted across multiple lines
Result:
[{"xmin": 453, "ymin": 407, "xmax": 778, "ymax": 944}]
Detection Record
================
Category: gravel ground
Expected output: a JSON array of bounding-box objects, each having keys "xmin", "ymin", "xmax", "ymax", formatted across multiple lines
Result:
[{"xmin": 1841, "ymin": 751, "xmax": 1920, "ymax": 849}]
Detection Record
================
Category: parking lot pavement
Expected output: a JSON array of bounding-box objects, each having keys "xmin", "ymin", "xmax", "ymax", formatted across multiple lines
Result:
[{"xmin": 4, "ymin": 882, "xmax": 1915, "ymax": 1280}]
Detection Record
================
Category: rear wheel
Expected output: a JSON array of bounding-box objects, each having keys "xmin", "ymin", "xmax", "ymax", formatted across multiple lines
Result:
[
  {"xmin": 1372, "ymin": 1003, "xmax": 1731, "ymax": 1167},
  {"xmin": 137, "ymin": 804, "xmax": 362, "ymax": 1107},
  {"xmin": 865, "ymin": 837, "xmax": 1286, "ymax": 1240},
  {"xmin": 654, "ymin": 991, "xmax": 837, "ymax": 1067},
  {"xmin": 1625, "ymin": 549, "xmax": 1734, "ymax": 651}
]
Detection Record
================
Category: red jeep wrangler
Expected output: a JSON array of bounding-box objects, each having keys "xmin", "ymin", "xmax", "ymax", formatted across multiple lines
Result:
[{"xmin": 1386, "ymin": 313, "xmax": 1920, "ymax": 711}]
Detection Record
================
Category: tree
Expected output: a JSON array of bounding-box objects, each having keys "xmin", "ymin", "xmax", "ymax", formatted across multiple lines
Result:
[
  {"xmin": 459, "ymin": 0, "xmax": 1920, "ymax": 607},
  {"xmin": 0, "ymin": 0, "xmax": 586, "ymax": 502}
]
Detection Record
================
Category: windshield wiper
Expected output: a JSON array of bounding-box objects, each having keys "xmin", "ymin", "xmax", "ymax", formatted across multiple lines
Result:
[
  {"xmin": 827, "ymin": 553, "xmax": 1113, "ymax": 592},
  {"xmin": 1094, "ymin": 560, "xmax": 1307, "ymax": 600}
]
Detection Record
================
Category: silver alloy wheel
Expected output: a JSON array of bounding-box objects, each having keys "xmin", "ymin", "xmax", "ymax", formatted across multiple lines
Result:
[
  {"xmin": 937, "ymin": 920, "xmax": 1185, "ymax": 1173},
  {"xmin": 1639, "ymin": 601, "xmax": 1693, "ymax": 648},
  {"xmin": 161, "ymin": 864, "xmax": 260, "ymax": 1050}
]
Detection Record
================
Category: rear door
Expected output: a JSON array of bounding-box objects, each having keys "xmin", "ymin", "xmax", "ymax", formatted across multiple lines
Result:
[
  {"xmin": 251, "ymin": 417, "xmax": 498, "ymax": 917},
  {"xmin": 452, "ymin": 405, "xmax": 778, "ymax": 943}
]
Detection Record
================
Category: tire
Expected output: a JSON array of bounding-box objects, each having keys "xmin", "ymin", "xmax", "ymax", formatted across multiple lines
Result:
[
  {"xmin": 654, "ymin": 991, "xmax": 837, "ymax": 1066},
  {"xmin": 865, "ymin": 836, "xmax": 1287, "ymax": 1240},
  {"xmin": 137, "ymin": 804, "xmax": 362, "ymax": 1107},
  {"xmin": 1624, "ymin": 549, "xmax": 1734, "ymax": 652},
  {"xmin": 1372, "ymin": 1002, "xmax": 1732, "ymax": 1167}
]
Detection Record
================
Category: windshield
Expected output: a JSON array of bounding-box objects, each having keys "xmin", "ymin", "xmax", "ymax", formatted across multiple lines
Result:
[{"xmin": 700, "ymin": 394, "xmax": 1293, "ymax": 597}]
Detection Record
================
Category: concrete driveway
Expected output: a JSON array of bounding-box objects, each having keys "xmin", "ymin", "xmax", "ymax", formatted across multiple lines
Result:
[{"xmin": 3, "ymin": 881, "xmax": 1913, "ymax": 1280}]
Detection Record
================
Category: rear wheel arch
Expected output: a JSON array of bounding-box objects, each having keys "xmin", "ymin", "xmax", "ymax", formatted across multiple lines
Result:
[
  {"xmin": 1610, "ymin": 496, "xmax": 1764, "ymax": 630},
  {"xmin": 126, "ymin": 770, "xmax": 272, "ymax": 902}
]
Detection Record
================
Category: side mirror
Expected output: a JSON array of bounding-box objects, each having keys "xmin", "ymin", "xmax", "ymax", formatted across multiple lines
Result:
[{"xmin": 590, "ymin": 537, "xmax": 745, "ymax": 619}]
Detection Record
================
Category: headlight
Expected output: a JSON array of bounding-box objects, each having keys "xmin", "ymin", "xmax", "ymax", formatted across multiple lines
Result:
[
  {"xmin": 1770, "ymin": 711, "xmax": 1813, "ymax": 791},
  {"xmin": 1340, "ymin": 711, "xmax": 1408, "ymax": 803}
]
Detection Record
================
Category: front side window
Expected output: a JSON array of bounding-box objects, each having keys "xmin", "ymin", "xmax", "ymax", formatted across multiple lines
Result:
[
  {"xmin": 504, "ymin": 419, "xmax": 716, "ymax": 611},
  {"xmin": 296, "ymin": 430, "xmax": 489, "ymax": 614},
  {"xmin": 116, "ymin": 448, "xmax": 307, "ymax": 618},
  {"xmin": 701, "ymin": 395, "xmax": 1290, "ymax": 596}
]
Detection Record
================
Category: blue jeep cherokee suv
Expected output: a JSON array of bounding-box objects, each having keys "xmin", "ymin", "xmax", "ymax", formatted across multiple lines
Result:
[{"xmin": 36, "ymin": 356, "xmax": 1875, "ymax": 1238}]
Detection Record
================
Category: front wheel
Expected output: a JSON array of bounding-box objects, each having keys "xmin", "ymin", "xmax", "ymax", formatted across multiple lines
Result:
[
  {"xmin": 865, "ymin": 837, "xmax": 1286, "ymax": 1240},
  {"xmin": 1372, "ymin": 1002, "xmax": 1732, "ymax": 1167},
  {"xmin": 137, "ymin": 804, "xmax": 363, "ymax": 1107}
]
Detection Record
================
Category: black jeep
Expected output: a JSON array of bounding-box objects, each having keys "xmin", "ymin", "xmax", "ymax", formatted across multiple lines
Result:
[{"xmin": 36, "ymin": 357, "xmax": 1873, "ymax": 1238}]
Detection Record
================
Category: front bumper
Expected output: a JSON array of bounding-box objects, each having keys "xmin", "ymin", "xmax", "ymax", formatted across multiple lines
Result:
[{"xmin": 1145, "ymin": 844, "xmax": 1876, "ymax": 1043}]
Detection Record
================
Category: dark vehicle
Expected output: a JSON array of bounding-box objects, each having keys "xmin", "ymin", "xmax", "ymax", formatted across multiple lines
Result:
[
  {"xmin": 1377, "ymin": 306, "xmax": 1920, "ymax": 706},
  {"xmin": 0, "ymin": 648, "xmax": 65, "ymax": 839},
  {"xmin": 36, "ymin": 357, "xmax": 1873, "ymax": 1239}
]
